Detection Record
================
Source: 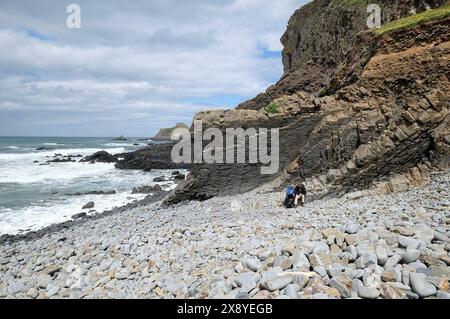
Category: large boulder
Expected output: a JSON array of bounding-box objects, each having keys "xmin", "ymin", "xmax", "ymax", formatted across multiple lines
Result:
[{"xmin": 81, "ymin": 151, "xmax": 117, "ymax": 164}]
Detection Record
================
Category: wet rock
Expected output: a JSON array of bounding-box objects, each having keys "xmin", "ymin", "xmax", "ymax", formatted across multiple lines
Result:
[
  {"xmin": 132, "ymin": 185, "xmax": 163, "ymax": 194},
  {"xmin": 72, "ymin": 212, "xmax": 87, "ymax": 220},
  {"xmin": 82, "ymin": 201, "xmax": 95, "ymax": 210},
  {"xmin": 81, "ymin": 151, "xmax": 118, "ymax": 163}
]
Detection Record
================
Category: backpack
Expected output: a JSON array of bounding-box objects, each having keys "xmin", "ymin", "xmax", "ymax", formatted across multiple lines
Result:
[
  {"xmin": 286, "ymin": 185, "xmax": 295, "ymax": 197},
  {"xmin": 284, "ymin": 194, "xmax": 295, "ymax": 208}
]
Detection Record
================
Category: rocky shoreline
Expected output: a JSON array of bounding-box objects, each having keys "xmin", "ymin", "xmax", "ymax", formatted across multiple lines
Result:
[
  {"xmin": 1, "ymin": 170, "xmax": 449, "ymax": 299},
  {"xmin": 0, "ymin": 190, "xmax": 169, "ymax": 245}
]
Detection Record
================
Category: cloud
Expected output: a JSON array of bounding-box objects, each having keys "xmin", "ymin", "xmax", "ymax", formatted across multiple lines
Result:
[{"xmin": 0, "ymin": 0, "xmax": 308, "ymax": 136}]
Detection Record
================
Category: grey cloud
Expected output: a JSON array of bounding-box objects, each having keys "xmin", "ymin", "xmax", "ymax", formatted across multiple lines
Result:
[{"xmin": 0, "ymin": 0, "xmax": 308, "ymax": 136}]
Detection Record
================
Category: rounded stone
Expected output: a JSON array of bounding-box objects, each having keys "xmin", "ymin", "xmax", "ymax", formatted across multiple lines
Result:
[
  {"xmin": 358, "ymin": 286, "xmax": 380, "ymax": 299},
  {"xmin": 402, "ymin": 249, "xmax": 420, "ymax": 264},
  {"xmin": 410, "ymin": 273, "xmax": 437, "ymax": 298}
]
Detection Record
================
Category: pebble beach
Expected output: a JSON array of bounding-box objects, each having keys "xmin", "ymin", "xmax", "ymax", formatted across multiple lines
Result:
[{"xmin": 1, "ymin": 170, "xmax": 449, "ymax": 299}]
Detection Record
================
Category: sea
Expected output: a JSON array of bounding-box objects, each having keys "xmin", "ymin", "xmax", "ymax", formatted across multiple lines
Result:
[{"xmin": 0, "ymin": 137, "xmax": 181, "ymax": 236}]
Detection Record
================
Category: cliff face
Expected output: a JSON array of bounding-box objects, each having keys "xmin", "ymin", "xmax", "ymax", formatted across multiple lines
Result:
[
  {"xmin": 238, "ymin": 0, "xmax": 448, "ymax": 110},
  {"xmin": 164, "ymin": 2, "xmax": 450, "ymax": 205}
]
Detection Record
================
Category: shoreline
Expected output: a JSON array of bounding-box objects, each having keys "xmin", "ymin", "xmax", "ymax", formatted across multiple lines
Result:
[
  {"xmin": 0, "ymin": 190, "xmax": 169, "ymax": 245},
  {"xmin": 0, "ymin": 170, "xmax": 448, "ymax": 299},
  {"xmin": 0, "ymin": 138, "xmax": 187, "ymax": 239}
]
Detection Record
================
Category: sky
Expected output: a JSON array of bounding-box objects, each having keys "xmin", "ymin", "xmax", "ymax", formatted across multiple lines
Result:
[{"xmin": 0, "ymin": 0, "xmax": 308, "ymax": 137}]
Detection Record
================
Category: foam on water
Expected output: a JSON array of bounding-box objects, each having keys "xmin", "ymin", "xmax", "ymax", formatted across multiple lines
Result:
[
  {"xmin": 0, "ymin": 139, "xmax": 186, "ymax": 235},
  {"xmin": 44, "ymin": 143, "xmax": 63, "ymax": 146},
  {"xmin": 0, "ymin": 191, "xmax": 147, "ymax": 235},
  {"xmin": 103, "ymin": 142, "xmax": 147, "ymax": 147},
  {"xmin": 0, "ymin": 148, "xmax": 126, "ymax": 184},
  {"xmin": 0, "ymin": 168, "xmax": 181, "ymax": 235}
]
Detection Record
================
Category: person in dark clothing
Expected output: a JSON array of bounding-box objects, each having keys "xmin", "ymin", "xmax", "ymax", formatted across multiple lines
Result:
[
  {"xmin": 294, "ymin": 183, "xmax": 307, "ymax": 207},
  {"xmin": 284, "ymin": 185, "xmax": 296, "ymax": 208}
]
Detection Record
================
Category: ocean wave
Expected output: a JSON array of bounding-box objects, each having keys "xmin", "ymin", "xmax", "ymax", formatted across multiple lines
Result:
[
  {"xmin": 0, "ymin": 191, "xmax": 147, "ymax": 235},
  {"xmin": 0, "ymin": 168, "xmax": 186, "ymax": 235},
  {"xmin": 0, "ymin": 147, "xmax": 126, "ymax": 161},
  {"xmin": 44, "ymin": 143, "xmax": 63, "ymax": 146},
  {"xmin": 0, "ymin": 162, "xmax": 117, "ymax": 184},
  {"xmin": 103, "ymin": 143, "xmax": 134, "ymax": 147},
  {"xmin": 2, "ymin": 146, "xmax": 19, "ymax": 149}
]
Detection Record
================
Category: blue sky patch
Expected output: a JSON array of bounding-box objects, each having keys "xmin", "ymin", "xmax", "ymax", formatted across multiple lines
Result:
[{"xmin": 26, "ymin": 29, "xmax": 55, "ymax": 42}]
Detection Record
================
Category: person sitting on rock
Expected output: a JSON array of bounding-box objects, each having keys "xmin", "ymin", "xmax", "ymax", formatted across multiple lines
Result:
[
  {"xmin": 294, "ymin": 183, "xmax": 307, "ymax": 207},
  {"xmin": 284, "ymin": 185, "xmax": 296, "ymax": 208}
]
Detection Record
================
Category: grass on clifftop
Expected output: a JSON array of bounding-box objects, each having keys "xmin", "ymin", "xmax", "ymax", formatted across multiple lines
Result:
[{"xmin": 374, "ymin": 4, "xmax": 450, "ymax": 35}]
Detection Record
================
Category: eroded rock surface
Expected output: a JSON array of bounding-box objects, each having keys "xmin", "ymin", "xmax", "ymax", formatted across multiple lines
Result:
[{"xmin": 165, "ymin": 14, "xmax": 450, "ymax": 205}]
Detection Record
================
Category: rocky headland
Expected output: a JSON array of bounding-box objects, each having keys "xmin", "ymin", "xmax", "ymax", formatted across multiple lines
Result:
[{"xmin": 150, "ymin": 123, "xmax": 189, "ymax": 142}]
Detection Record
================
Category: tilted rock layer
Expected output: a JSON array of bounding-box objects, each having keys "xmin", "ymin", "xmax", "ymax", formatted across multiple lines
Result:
[{"xmin": 165, "ymin": 2, "xmax": 450, "ymax": 205}]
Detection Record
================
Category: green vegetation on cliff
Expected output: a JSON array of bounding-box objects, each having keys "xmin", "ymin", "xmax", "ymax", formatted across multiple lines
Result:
[
  {"xmin": 264, "ymin": 102, "xmax": 279, "ymax": 114},
  {"xmin": 374, "ymin": 4, "xmax": 450, "ymax": 35}
]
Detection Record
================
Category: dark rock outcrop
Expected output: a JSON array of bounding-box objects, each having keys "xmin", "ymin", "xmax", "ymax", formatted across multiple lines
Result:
[
  {"xmin": 82, "ymin": 201, "xmax": 95, "ymax": 209},
  {"xmin": 36, "ymin": 147, "xmax": 54, "ymax": 151},
  {"xmin": 65, "ymin": 190, "xmax": 116, "ymax": 196},
  {"xmin": 163, "ymin": 4, "xmax": 450, "ymax": 205},
  {"xmin": 132, "ymin": 184, "xmax": 163, "ymax": 194},
  {"xmin": 173, "ymin": 173, "xmax": 185, "ymax": 180},
  {"xmin": 71, "ymin": 213, "xmax": 87, "ymax": 220},
  {"xmin": 47, "ymin": 157, "xmax": 75, "ymax": 163},
  {"xmin": 113, "ymin": 135, "xmax": 127, "ymax": 141},
  {"xmin": 81, "ymin": 151, "xmax": 118, "ymax": 164},
  {"xmin": 115, "ymin": 142, "xmax": 191, "ymax": 171}
]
